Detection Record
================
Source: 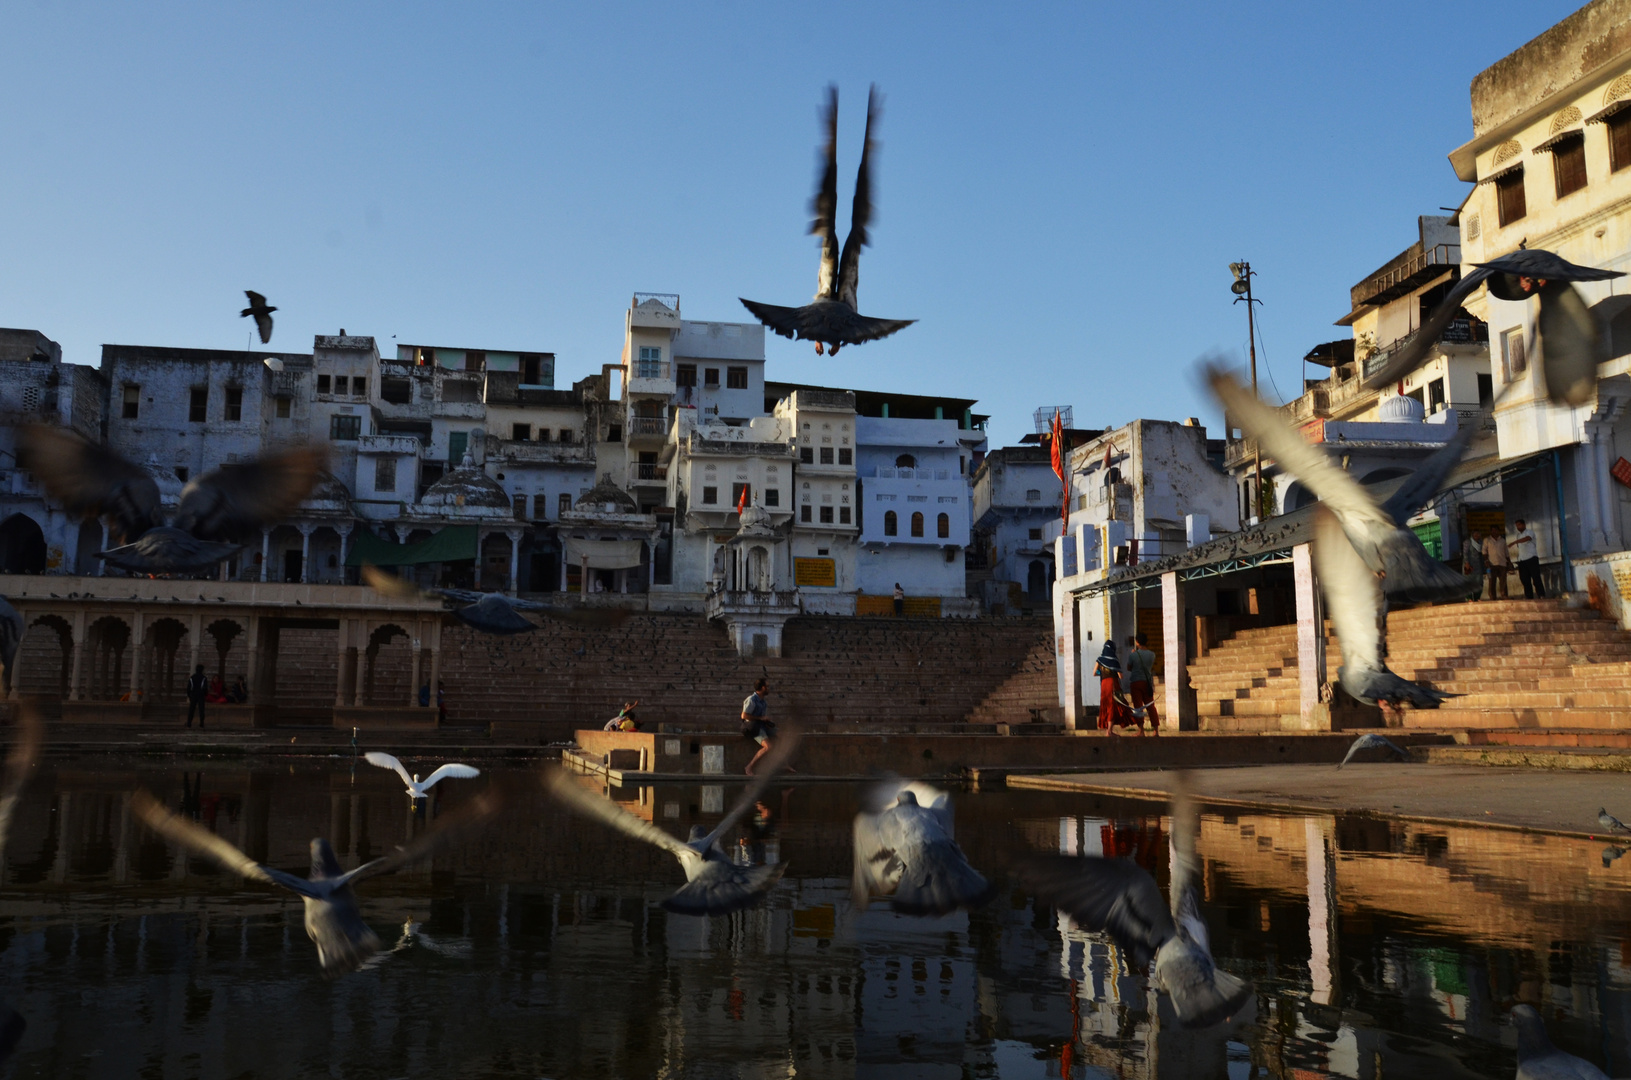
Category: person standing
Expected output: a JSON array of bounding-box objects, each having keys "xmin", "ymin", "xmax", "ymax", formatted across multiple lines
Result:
[
  {"xmin": 1482, "ymin": 529, "xmax": 1511, "ymax": 600},
  {"xmin": 1093, "ymin": 641, "xmax": 1133, "ymax": 733},
  {"xmin": 1124, "ymin": 633, "xmax": 1160, "ymax": 734},
  {"xmin": 892, "ymin": 583, "xmax": 905, "ymax": 617},
  {"xmin": 1512, "ymin": 518, "xmax": 1546, "ymax": 599},
  {"xmin": 185, "ymin": 664, "xmax": 208, "ymax": 729},
  {"xmin": 741, "ymin": 678, "xmax": 784, "ymax": 776},
  {"xmin": 1462, "ymin": 529, "xmax": 1486, "ymax": 601}
]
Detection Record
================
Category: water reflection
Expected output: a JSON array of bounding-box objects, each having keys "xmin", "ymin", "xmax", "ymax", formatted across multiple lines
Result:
[{"xmin": 1, "ymin": 765, "xmax": 1629, "ymax": 1077}]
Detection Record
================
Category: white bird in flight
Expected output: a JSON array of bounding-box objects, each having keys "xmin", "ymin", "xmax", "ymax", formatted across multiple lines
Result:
[
  {"xmin": 851, "ymin": 780, "xmax": 995, "ymax": 916},
  {"xmin": 365, "ymin": 752, "xmax": 481, "ymax": 800}
]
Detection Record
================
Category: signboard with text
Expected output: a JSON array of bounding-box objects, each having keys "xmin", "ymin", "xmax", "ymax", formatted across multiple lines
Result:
[{"xmin": 793, "ymin": 557, "xmax": 837, "ymax": 587}]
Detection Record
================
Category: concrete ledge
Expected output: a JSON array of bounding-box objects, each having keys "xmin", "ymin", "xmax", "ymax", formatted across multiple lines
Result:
[
  {"xmin": 1416, "ymin": 745, "xmax": 1631, "ymax": 771},
  {"xmin": 333, "ymin": 706, "xmax": 440, "ymax": 731}
]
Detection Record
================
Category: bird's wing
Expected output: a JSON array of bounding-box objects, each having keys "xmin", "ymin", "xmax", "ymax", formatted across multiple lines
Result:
[
  {"xmin": 1379, "ymin": 423, "xmax": 1477, "ymax": 525},
  {"xmin": 417, "ymin": 763, "xmax": 480, "ymax": 790},
  {"xmin": 664, "ymin": 861, "xmax": 788, "ymax": 916},
  {"xmin": 1312, "ymin": 506, "xmax": 1383, "ymax": 677},
  {"xmin": 811, "ymin": 84, "xmax": 840, "ymax": 300},
  {"xmin": 900, "ymin": 781, "xmax": 953, "ymax": 832},
  {"xmin": 738, "ymin": 298, "xmax": 808, "ymax": 341},
  {"xmin": 1381, "ymin": 736, "xmax": 1409, "ymax": 759},
  {"xmin": 1014, "ymin": 854, "xmax": 1176, "ymax": 959},
  {"xmin": 178, "ymin": 446, "xmax": 328, "ymax": 542},
  {"xmin": 701, "ymin": 727, "xmax": 801, "ymax": 849},
  {"xmin": 1336, "ymin": 738, "xmax": 1365, "ymax": 770},
  {"xmin": 1168, "ymin": 773, "xmax": 1201, "ymax": 908},
  {"xmin": 131, "ymin": 789, "xmax": 321, "ymax": 898},
  {"xmin": 434, "ymin": 588, "xmax": 487, "ymax": 605},
  {"xmin": 253, "ymin": 312, "xmax": 273, "ymax": 345},
  {"xmin": 340, "ymin": 791, "xmax": 501, "ymax": 888},
  {"xmin": 1360, "ymin": 269, "xmax": 1492, "ymax": 391},
  {"xmin": 1478, "ymin": 248, "xmax": 1626, "ymax": 282},
  {"xmin": 543, "ymin": 769, "xmax": 691, "ymax": 859},
  {"xmin": 97, "ymin": 529, "xmax": 243, "ymax": 574},
  {"xmin": 0, "ymin": 705, "xmax": 42, "ymax": 864},
  {"xmin": 890, "ymin": 835, "xmax": 995, "ymax": 916},
  {"xmin": 1156, "ymin": 923, "xmax": 1255, "ymax": 1029},
  {"xmin": 838, "ymin": 314, "xmax": 916, "ymax": 345},
  {"xmin": 1207, "ymin": 367, "xmax": 1389, "ymax": 529},
  {"xmin": 1537, "ymin": 282, "xmax": 1604, "ymax": 407},
  {"xmin": 244, "ymin": 290, "xmax": 267, "ymax": 308},
  {"xmin": 19, "ymin": 425, "xmax": 160, "ymax": 543},
  {"xmin": 836, "ymin": 84, "xmax": 878, "ymax": 308},
  {"xmin": 362, "ymin": 751, "xmax": 415, "ymax": 788}
]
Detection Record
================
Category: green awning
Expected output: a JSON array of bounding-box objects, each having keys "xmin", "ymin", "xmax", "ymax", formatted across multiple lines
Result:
[{"xmin": 346, "ymin": 525, "xmax": 479, "ymax": 567}]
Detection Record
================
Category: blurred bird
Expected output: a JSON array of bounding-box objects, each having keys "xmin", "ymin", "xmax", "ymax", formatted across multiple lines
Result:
[
  {"xmin": 0, "ymin": 597, "xmax": 21, "ymax": 685},
  {"xmin": 851, "ymin": 779, "xmax": 995, "ymax": 916},
  {"xmin": 1598, "ymin": 808, "xmax": 1630, "ymax": 834},
  {"xmin": 1363, "ymin": 249, "xmax": 1623, "ymax": 408},
  {"xmin": 20, "ymin": 425, "xmax": 325, "ymax": 573},
  {"xmin": 363, "ymin": 751, "xmax": 480, "ymax": 801},
  {"xmin": 241, "ymin": 291, "xmax": 276, "ymax": 344},
  {"xmin": 362, "ymin": 565, "xmax": 630, "ymax": 632},
  {"xmin": 1602, "ymin": 846, "xmax": 1625, "ymax": 870},
  {"xmin": 740, "ymin": 85, "xmax": 915, "ymax": 356},
  {"xmin": 543, "ymin": 731, "xmax": 799, "ymax": 916},
  {"xmin": 1015, "ymin": 776, "xmax": 1253, "ymax": 1029},
  {"xmin": 0, "ymin": 708, "xmax": 43, "ymax": 1063},
  {"xmin": 1336, "ymin": 732, "xmax": 1409, "ymax": 770},
  {"xmin": 132, "ymin": 788, "xmax": 497, "ymax": 976},
  {"xmin": 1511, "ymin": 1003, "xmax": 1611, "ymax": 1079}
]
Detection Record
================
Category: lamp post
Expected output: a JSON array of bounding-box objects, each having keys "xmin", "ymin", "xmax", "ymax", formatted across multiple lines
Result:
[{"xmin": 1230, "ymin": 262, "xmax": 1264, "ymax": 521}]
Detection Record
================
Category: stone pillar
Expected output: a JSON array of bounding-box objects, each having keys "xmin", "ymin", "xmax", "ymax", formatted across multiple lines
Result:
[
  {"xmin": 506, "ymin": 529, "xmax": 523, "ymax": 595},
  {"xmin": 648, "ymin": 540, "xmax": 656, "ymax": 588},
  {"xmin": 1293, "ymin": 543, "xmax": 1329, "ymax": 729},
  {"xmin": 1593, "ymin": 422, "xmax": 1617, "ymax": 552},
  {"xmin": 187, "ymin": 612, "xmax": 203, "ymax": 686},
  {"xmin": 99, "ymin": 523, "xmax": 109, "ymax": 576},
  {"xmin": 559, "ymin": 552, "xmax": 568, "ymax": 592},
  {"xmin": 298, "ymin": 524, "xmax": 314, "ymax": 584},
  {"xmin": 353, "ymin": 639, "xmax": 367, "ymax": 708},
  {"xmin": 128, "ymin": 614, "xmax": 146, "ymax": 702},
  {"xmin": 260, "ymin": 528, "xmax": 272, "ymax": 582},
  {"xmin": 1161, "ymin": 572, "xmax": 1196, "ymax": 731},
  {"xmin": 428, "ymin": 641, "xmax": 442, "ymax": 722},
  {"xmin": 580, "ymin": 556, "xmax": 589, "ymax": 596},
  {"xmin": 1057, "ymin": 590, "xmax": 1081, "ymax": 731},
  {"xmin": 337, "ymin": 523, "xmax": 354, "ymax": 585},
  {"xmin": 409, "ymin": 623, "xmax": 423, "ymax": 707},
  {"xmin": 473, "ymin": 528, "xmax": 486, "ymax": 590},
  {"xmin": 68, "ymin": 610, "xmax": 86, "ymax": 702},
  {"xmin": 1306, "ymin": 816, "xmax": 1338, "ymax": 1005},
  {"xmin": 244, "ymin": 616, "xmax": 261, "ymax": 706},
  {"xmin": 334, "ymin": 619, "xmax": 351, "ymax": 708}
]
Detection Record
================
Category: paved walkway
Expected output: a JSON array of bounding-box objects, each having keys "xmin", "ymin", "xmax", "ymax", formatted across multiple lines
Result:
[{"xmin": 1007, "ymin": 763, "xmax": 1631, "ymax": 838}]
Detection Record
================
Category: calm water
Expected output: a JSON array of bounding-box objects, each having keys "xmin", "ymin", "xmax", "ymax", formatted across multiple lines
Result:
[{"xmin": 2, "ymin": 761, "xmax": 1630, "ymax": 1079}]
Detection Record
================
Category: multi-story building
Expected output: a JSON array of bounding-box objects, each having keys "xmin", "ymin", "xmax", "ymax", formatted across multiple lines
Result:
[
  {"xmin": 774, "ymin": 388, "xmax": 860, "ymax": 613},
  {"xmin": 854, "ymin": 414, "xmax": 974, "ymax": 608},
  {"xmin": 970, "ymin": 445, "xmax": 1066, "ymax": 612}
]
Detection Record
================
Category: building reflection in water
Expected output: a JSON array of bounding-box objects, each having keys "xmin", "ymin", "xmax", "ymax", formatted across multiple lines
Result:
[{"xmin": 1, "ymin": 768, "xmax": 1629, "ymax": 1077}]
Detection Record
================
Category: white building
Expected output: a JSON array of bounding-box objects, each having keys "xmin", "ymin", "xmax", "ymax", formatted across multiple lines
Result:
[
  {"xmin": 970, "ymin": 444, "xmax": 1066, "ymax": 612},
  {"xmin": 854, "ymin": 415, "xmax": 974, "ymax": 609}
]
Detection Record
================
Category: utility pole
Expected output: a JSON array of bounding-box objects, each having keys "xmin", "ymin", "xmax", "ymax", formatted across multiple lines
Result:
[{"xmin": 1230, "ymin": 262, "xmax": 1264, "ymax": 521}]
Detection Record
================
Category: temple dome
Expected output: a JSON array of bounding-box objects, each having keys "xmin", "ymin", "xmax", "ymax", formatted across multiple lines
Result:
[
  {"xmin": 1377, "ymin": 394, "xmax": 1424, "ymax": 423},
  {"xmin": 420, "ymin": 453, "xmax": 510, "ymax": 509}
]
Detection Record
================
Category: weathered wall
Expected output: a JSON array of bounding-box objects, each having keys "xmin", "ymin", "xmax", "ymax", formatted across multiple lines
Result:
[{"xmin": 1470, "ymin": 0, "xmax": 1631, "ymax": 136}]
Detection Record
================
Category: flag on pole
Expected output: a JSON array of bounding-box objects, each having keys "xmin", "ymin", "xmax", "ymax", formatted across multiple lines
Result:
[
  {"xmin": 736, "ymin": 485, "xmax": 748, "ymax": 515},
  {"xmin": 1050, "ymin": 411, "xmax": 1068, "ymax": 528}
]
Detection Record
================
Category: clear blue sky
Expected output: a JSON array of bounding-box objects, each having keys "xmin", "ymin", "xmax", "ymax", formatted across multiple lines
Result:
[{"xmin": 1, "ymin": 2, "xmax": 1585, "ymax": 445}]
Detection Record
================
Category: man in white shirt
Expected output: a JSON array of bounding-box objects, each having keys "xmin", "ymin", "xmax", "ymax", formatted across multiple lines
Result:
[{"xmin": 1512, "ymin": 518, "xmax": 1545, "ymax": 599}]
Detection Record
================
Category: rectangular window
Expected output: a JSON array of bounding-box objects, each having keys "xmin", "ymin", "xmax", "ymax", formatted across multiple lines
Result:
[
  {"xmin": 537, "ymin": 428, "xmax": 550, "ymax": 442},
  {"xmin": 189, "ymin": 387, "xmax": 208, "ymax": 422},
  {"xmin": 838, "ymin": 447, "xmax": 852, "ymax": 465},
  {"xmin": 174, "ymin": 467, "xmax": 188, "ymax": 483},
  {"xmin": 1477, "ymin": 373, "xmax": 1493, "ymax": 408},
  {"xmin": 1552, "ymin": 134, "xmax": 1587, "ymax": 199},
  {"xmin": 801, "ymin": 505, "xmax": 812, "ymax": 523},
  {"xmin": 1502, "ymin": 327, "xmax": 1527, "ymax": 382},
  {"xmin": 225, "ymin": 387, "xmax": 243, "ymax": 422},
  {"xmin": 520, "ymin": 353, "xmax": 547, "ymax": 385},
  {"xmin": 764, "ymin": 488, "xmax": 779, "ymax": 507},
  {"xmin": 1029, "ymin": 527, "xmax": 1043, "ymax": 541},
  {"xmin": 839, "ymin": 506, "xmax": 851, "ymax": 524},
  {"xmin": 333, "ymin": 376, "xmax": 348, "ymax": 396},
  {"xmin": 353, "ymin": 377, "xmax": 367, "ymax": 399},
  {"xmin": 1428, "ymin": 377, "xmax": 1446, "ymax": 414},
  {"xmin": 558, "ymin": 429, "xmax": 573, "ymax": 443},
  {"xmin": 275, "ymin": 397, "xmax": 291, "ymax": 419},
  {"xmin": 317, "ymin": 374, "xmax": 331, "ymax": 395},
  {"xmin": 512, "ymin": 423, "xmax": 531, "ymax": 441},
  {"xmin": 819, "ymin": 446, "xmax": 834, "ymax": 465},
  {"xmin": 726, "ymin": 366, "xmax": 748, "ymax": 389},
  {"xmin": 465, "ymin": 351, "xmax": 485, "ymax": 372},
  {"xmin": 559, "ymin": 493, "xmax": 572, "ymax": 517},
  {"xmin": 512, "ymin": 494, "xmax": 527, "ymax": 520},
  {"xmin": 330, "ymin": 414, "xmax": 361, "ymax": 441},
  {"xmin": 374, "ymin": 457, "xmax": 397, "ymax": 492},
  {"xmin": 731, "ymin": 483, "xmax": 750, "ymax": 508},
  {"xmin": 448, "ymin": 430, "xmax": 468, "ymax": 463},
  {"xmin": 636, "ymin": 346, "xmax": 662, "ymax": 378},
  {"xmin": 122, "ymin": 385, "xmax": 140, "ymax": 419},
  {"xmin": 819, "ymin": 505, "xmax": 833, "ymax": 524},
  {"xmin": 676, "ymin": 364, "xmax": 697, "ymax": 388},
  {"xmin": 800, "ymin": 447, "xmax": 813, "ymax": 464},
  {"xmin": 1496, "ymin": 169, "xmax": 1526, "ymax": 227},
  {"xmin": 607, "ymin": 424, "xmax": 622, "ymax": 442},
  {"xmin": 381, "ymin": 377, "xmax": 411, "ymax": 404},
  {"xmin": 704, "ymin": 368, "xmax": 719, "ymax": 387},
  {"xmin": 1610, "ymin": 110, "xmax": 1631, "ymax": 173},
  {"xmin": 702, "ymin": 486, "xmax": 718, "ymax": 504}
]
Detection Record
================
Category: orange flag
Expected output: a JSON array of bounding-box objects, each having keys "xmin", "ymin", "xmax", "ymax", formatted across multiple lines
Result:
[
  {"xmin": 1051, "ymin": 411, "xmax": 1068, "ymax": 528},
  {"xmin": 736, "ymin": 486, "xmax": 748, "ymax": 514}
]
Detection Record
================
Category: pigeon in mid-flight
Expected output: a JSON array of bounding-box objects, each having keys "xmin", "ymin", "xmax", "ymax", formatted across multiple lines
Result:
[
  {"xmin": 1362, "ymin": 249, "xmax": 1623, "ymax": 408},
  {"xmin": 1336, "ymin": 732, "xmax": 1409, "ymax": 769},
  {"xmin": 1511, "ymin": 1004, "xmax": 1612, "ymax": 1079},
  {"xmin": 363, "ymin": 751, "xmax": 480, "ymax": 801},
  {"xmin": 133, "ymin": 788, "xmax": 498, "ymax": 976},
  {"xmin": 241, "ymin": 291, "xmax": 277, "ymax": 344},
  {"xmin": 851, "ymin": 780, "xmax": 996, "ymax": 916},
  {"xmin": 21, "ymin": 425, "xmax": 325, "ymax": 574},
  {"xmin": 362, "ymin": 566, "xmax": 631, "ymax": 633},
  {"xmin": 739, "ymin": 85, "xmax": 915, "ymax": 356}
]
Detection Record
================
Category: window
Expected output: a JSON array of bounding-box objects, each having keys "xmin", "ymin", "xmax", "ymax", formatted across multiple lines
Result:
[
  {"xmin": 186, "ymin": 387, "xmax": 207, "ymax": 422},
  {"xmin": 801, "ymin": 505, "xmax": 812, "ymax": 523},
  {"xmin": 636, "ymin": 346, "xmax": 662, "ymax": 378},
  {"xmin": 1552, "ymin": 134, "xmax": 1587, "ymax": 199},
  {"xmin": 704, "ymin": 368, "xmax": 719, "ymax": 387},
  {"xmin": 353, "ymin": 378, "xmax": 367, "ymax": 399},
  {"xmin": 1496, "ymin": 169, "xmax": 1526, "ymax": 226},
  {"xmin": 448, "ymin": 430, "xmax": 468, "ymax": 463},
  {"xmin": 910, "ymin": 512, "xmax": 924, "ymax": 537},
  {"xmin": 1029, "ymin": 527, "xmax": 1043, "ymax": 541},
  {"xmin": 819, "ymin": 505, "xmax": 833, "ymax": 523},
  {"xmin": 122, "ymin": 385, "xmax": 140, "ymax": 419},
  {"xmin": 382, "ymin": 377, "xmax": 411, "ymax": 404},
  {"xmin": 607, "ymin": 424, "xmax": 622, "ymax": 442},
  {"xmin": 731, "ymin": 483, "xmax": 750, "ymax": 508},
  {"xmin": 512, "ymin": 423, "xmax": 531, "ymax": 441},
  {"xmin": 414, "ymin": 347, "xmax": 435, "ymax": 366},
  {"xmin": 676, "ymin": 364, "xmax": 697, "ymax": 388},
  {"xmin": 800, "ymin": 446, "xmax": 813, "ymax": 464},
  {"xmin": 1025, "ymin": 489, "xmax": 1041, "ymax": 501},
  {"xmin": 465, "ymin": 351, "xmax": 486, "ymax": 372},
  {"xmin": 375, "ymin": 457, "xmax": 397, "ymax": 492},
  {"xmin": 174, "ymin": 467, "xmax": 188, "ymax": 482},
  {"xmin": 1611, "ymin": 111, "xmax": 1631, "ymax": 173},
  {"xmin": 838, "ymin": 448, "xmax": 852, "ymax": 465},
  {"xmin": 333, "ymin": 376, "xmax": 348, "ymax": 396},
  {"xmin": 764, "ymin": 488, "xmax": 779, "ymax": 507},
  {"xmin": 819, "ymin": 447, "xmax": 833, "ymax": 465},
  {"xmin": 726, "ymin": 366, "xmax": 748, "ymax": 389},
  {"xmin": 895, "ymin": 454, "xmax": 916, "ymax": 468},
  {"xmin": 558, "ymin": 429, "xmax": 573, "ymax": 443},
  {"xmin": 330, "ymin": 414, "xmax": 361, "ymax": 441},
  {"xmin": 317, "ymin": 374, "xmax": 331, "ymax": 395},
  {"xmin": 1477, "ymin": 372, "xmax": 1494, "ymax": 408},
  {"xmin": 1502, "ymin": 327, "xmax": 1527, "ymax": 382},
  {"xmin": 884, "ymin": 510, "xmax": 897, "ymax": 536},
  {"xmin": 839, "ymin": 506, "xmax": 851, "ymax": 524},
  {"xmin": 937, "ymin": 513, "xmax": 950, "ymax": 538},
  {"xmin": 224, "ymin": 387, "xmax": 242, "ymax": 422},
  {"xmin": 558, "ymin": 493, "xmax": 572, "ymax": 517},
  {"xmin": 703, "ymin": 486, "xmax": 718, "ymax": 504},
  {"xmin": 512, "ymin": 494, "xmax": 527, "ymax": 520},
  {"xmin": 520, "ymin": 353, "xmax": 547, "ymax": 385},
  {"xmin": 1428, "ymin": 377, "xmax": 1446, "ymax": 414},
  {"xmin": 275, "ymin": 397, "xmax": 291, "ymax": 419}
]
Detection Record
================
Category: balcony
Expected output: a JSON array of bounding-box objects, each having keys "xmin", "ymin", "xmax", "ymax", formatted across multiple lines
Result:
[
  {"xmin": 626, "ymin": 414, "xmax": 669, "ymax": 448},
  {"xmin": 628, "ymin": 462, "xmax": 669, "ymax": 487},
  {"xmin": 357, "ymin": 434, "xmax": 422, "ymax": 456},
  {"xmin": 624, "ymin": 361, "xmax": 673, "ymax": 398},
  {"xmin": 1351, "ymin": 243, "xmax": 1460, "ymax": 309},
  {"xmin": 1362, "ymin": 318, "xmax": 1488, "ymax": 382}
]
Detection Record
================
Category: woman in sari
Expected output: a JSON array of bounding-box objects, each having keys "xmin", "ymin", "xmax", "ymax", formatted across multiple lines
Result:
[{"xmin": 1094, "ymin": 641, "xmax": 1133, "ymax": 732}]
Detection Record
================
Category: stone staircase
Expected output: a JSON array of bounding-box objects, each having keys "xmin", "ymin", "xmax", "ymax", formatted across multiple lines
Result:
[
  {"xmin": 962, "ymin": 638, "xmax": 1062, "ymax": 728},
  {"xmin": 1188, "ymin": 599, "xmax": 1631, "ymax": 733}
]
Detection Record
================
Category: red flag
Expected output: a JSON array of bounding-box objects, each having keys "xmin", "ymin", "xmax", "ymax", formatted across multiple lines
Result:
[
  {"xmin": 1049, "ymin": 411, "xmax": 1065, "ymax": 481},
  {"xmin": 736, "ymin": 486, "xmax": 748, "ymax": 514}
]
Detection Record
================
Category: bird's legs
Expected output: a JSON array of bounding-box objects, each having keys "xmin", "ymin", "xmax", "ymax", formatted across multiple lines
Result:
[
  {"xmin": 814, "ymin": 342, "xmax": 825, "ymax": 356},
  {"xmin": 829, "ymin": 342, "xmax": 841, "ymax": 356}
]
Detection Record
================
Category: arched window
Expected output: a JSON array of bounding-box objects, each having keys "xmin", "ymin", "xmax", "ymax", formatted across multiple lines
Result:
[
  {"xmin": 910, "ymin": 512, "xmax": 924, "ymax": 537},
  {"xmin": 884, "ymin": 510, "xmax": 897, "ymax": 536},
  {"xmin": 895, "ymin": 454, "xmax": 916, "ymax": 468},
  {"xmin": 937, "ymin": 513, "xmax": 950, "ymax": 538}
]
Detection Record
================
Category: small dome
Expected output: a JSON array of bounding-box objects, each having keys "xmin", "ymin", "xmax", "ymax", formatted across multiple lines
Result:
[
  {"xmin": 421, "ymin": 457, "xmax": 510, "ymax": 509},
  {"xmin": 1378, "ymin": 394, "xmax": 1424, "ymax": 423},
  {"xmin": 572, "ymin": 477, "xmax": 638, "ymax": 515}
]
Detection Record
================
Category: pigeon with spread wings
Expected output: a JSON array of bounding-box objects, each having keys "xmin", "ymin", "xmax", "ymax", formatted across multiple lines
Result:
[
  {"xmin": 132, "ymin": 788, "xmax": 498, "ymax": 975},
  {"xmin": 0, "ymin": 707, "xmax": 41, "ymax": 1064},
  {"xmin": 362, "ymin": 565, "xmax": 630, "ymax": 633},
  {"xmin": 21, "ymin": 425, "xmax": 326, "ymax": 574},
  {"xmin": 851, "ymin": 780, "xmax": 996, "ymax": 916},
  {"xmin": 364, "ymin": 751, "xmax": 480, "ymax": 801},
  {"xmin": 1362, "ymin": 248, "xmax": 1622, "ymax": 408},
  {"xmin": 241, "ymin": 291, "xmax": 277, "ymax": 345},
  {"xmin": 739, "ymin": 84, "xmax": 915, "ymax": 356},
  {"xmin": 1016, "ymin": 777, "xmax": 1253, "ymax": 1029},
  {"xmin": 543, "ymin": 730, "xmax": 798, "ymax": 916}
]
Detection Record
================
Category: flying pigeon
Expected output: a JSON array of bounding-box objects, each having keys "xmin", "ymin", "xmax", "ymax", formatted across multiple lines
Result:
[
  {"xmin": 542, "ymin": 731, "xmax": 799, "ymax": 916},
  {"xmin": 851, "ymin": 780, "xmax": 996, "ymax": 916},
  {"xmin": 20, "ymin": 425, "xmax": 325, "ymax": 574},
  {"xmin": 739, "ymin": 85, "xmax": 915, "ymax": 356},
  {"xmin": 1363, "ymin": 249, "xmax": 1623, "ymax": 409},
  {"xmin": 1511, "ymin": 1004, "xmax": 1611, "ymax": 1079},
  {"xmin": 241, "ymin": 291, "xmax": 277, "ymax": 344},
  {"xmin": 363, "ymin": 751, "xmax": 480, "ymax": 801},
  {"xmin": 362, "ymin": 565, "xmax": 631, "ymax": 632},
  {"xmin": 0, "ymin": 708, "xmax": 44, "ymax": 1063},
  {"xmin": 1336, "ymin": 732, "xmax": 1409, "ymax": 769},
  {"xmin": 1015, "ymin": 778, "xmax": 1253, "ymax": 1029},
  {"xmin": 1598, "ymin": 808, "xmax": 1630, "ymax": 834},
  {"xmin": 133, "ymin": 788, "xmax": 497, "ymax": 975}
]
